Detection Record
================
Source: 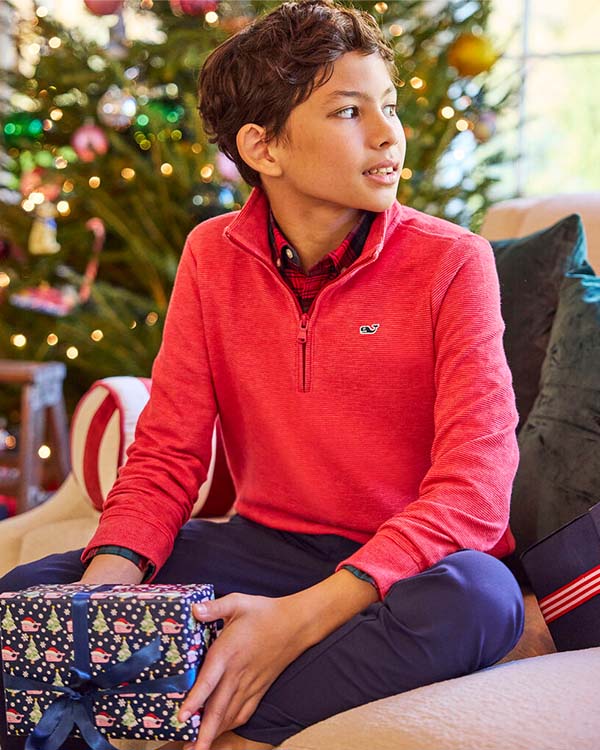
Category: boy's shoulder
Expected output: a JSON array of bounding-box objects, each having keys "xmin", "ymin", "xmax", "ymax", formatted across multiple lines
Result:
[{"xmin": 396, "ymin": 203, "xmax": 485, "ymax": 249}]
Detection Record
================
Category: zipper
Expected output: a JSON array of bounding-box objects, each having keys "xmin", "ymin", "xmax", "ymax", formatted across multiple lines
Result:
[
  {"xmin": 298, "ymin": 313, "xmax": 309, "ymax": 392},
  {"xmin": 223, "ymin": 226, "xmax": 381, "ymax": 392}
]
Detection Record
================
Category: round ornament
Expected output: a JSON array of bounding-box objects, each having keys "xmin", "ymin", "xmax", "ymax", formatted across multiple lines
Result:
[
  {"xmin": 83, "ymin": 0, "xmax": 123, "ymax": 15},
  {"xmin": 71, "ymin": 121, "xmax": 109, "ymax": 162},
  {"xmin": 97, "ymin": 86, "xmax": 137, "ymax": 130},
  {"xmin": 170, "ymin": 0, "xmax": 219, "ymax": 14},
  {"xmin": 447, "ymin": 33, "xmax": 499, "ymax": 77}
]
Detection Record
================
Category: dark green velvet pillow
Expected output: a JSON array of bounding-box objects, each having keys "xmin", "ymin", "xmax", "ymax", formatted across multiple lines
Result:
[
  {"xmin": 491, "ymin": 214, "xmax": 588, "ymax": 433},
  {"xmin": 511, "ymin": 267, "xmax": 600, "ymax": 565}
]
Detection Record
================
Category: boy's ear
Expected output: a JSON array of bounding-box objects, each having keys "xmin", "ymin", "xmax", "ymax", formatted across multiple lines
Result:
[{"xmin": 236, "ymin": 123, "xmax": 283, "ymax": 178}]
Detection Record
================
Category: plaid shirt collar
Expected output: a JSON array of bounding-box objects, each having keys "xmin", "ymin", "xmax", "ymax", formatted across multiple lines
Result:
[{"xmin": 267, "ymin": 209, "xmax": 375, "ymax": 275}]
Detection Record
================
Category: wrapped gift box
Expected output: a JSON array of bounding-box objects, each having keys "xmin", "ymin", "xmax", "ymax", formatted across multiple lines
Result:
[{"xmin": 0, "ymin": 583, "xmax": 217, "ymax": 746}]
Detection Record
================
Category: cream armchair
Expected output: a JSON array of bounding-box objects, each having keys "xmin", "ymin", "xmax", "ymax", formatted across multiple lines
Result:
[{"xmin": 1, "ymin": 193, "xmax": 600, "ymax": 750}]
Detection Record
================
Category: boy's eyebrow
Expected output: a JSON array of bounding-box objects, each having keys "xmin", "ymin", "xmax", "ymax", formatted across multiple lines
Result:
[{"xmin": 324, "ymin": 85, "xmax": 396, "ymax": 103}]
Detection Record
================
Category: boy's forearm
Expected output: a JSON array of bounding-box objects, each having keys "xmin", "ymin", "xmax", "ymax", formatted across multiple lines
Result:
[{"xmin": 284, "ymin": 568, "xmax": 380, "ymax": 651}]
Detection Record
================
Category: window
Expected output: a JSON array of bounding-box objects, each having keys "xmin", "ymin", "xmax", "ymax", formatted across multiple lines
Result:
[{"xmin": 488, "ymin": 0, "xmax": 600, "ymax": 198}]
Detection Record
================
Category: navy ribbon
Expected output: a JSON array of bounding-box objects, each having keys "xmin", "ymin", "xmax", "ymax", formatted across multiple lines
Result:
[{"xmin": 5, "ymin": 586, "xmax": 196, "ymax": 750}]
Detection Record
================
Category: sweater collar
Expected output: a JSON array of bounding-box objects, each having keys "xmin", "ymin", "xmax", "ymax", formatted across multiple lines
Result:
[{"xmin": 223, "ymin": 185, "xmax": 404, "ymax": 264}]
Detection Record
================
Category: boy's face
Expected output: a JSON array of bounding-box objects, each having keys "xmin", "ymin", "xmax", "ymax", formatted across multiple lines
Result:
[{"xmin": 265, "ymin": 50, "xmax": 406, "ymax": 215}]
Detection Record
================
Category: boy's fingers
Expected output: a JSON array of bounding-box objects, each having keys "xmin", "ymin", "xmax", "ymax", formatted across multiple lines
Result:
[{"xmin": 192, "ymin": 681, "xmax": 238, "ymax": 750}]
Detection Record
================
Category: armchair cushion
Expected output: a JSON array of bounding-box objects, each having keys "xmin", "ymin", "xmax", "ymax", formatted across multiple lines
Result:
[
  {"xmin": 491, "ymin": 214, "xmax": 588, "ymax": 433},
  {"xmin": 511, "ymin": 268, "xmax": 600, "ymax": 555}
]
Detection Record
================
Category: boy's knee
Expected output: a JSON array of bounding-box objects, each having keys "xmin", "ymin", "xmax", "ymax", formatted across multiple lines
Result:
[{"xmin": 439, "ymin": 549, "xmax": 525, "ymax": 662}]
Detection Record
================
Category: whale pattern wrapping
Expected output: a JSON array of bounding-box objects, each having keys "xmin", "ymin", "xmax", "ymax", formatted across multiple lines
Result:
[{"xmin": 0, "ymin": 583, "xmax": 217, "ymax": 743}]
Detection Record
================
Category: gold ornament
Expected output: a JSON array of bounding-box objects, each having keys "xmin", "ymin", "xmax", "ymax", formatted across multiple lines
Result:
[
  {"xmin": 447, "ymin": 33, "xmax": 498, "ymax": 77},
  {"xmin": 28, "ymin": 201, "xmax": 61, "ymax": 255}
]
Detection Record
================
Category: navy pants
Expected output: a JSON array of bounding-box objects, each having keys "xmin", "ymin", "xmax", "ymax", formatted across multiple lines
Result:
[{"xmin": 0, "ymin": 513, "xmax": 524, "ymax": 748}]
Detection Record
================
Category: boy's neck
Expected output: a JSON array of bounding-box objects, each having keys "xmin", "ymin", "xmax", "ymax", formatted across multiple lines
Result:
[{"xmin": 264, "ymin": 188, "xmax": 364, "ymax": 273}]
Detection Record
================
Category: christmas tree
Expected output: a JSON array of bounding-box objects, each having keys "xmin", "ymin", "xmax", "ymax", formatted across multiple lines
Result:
[
  {"xmin": 121, "ymin": 700, "xmax": 137, "ymax": 729},
  {"xmin": 45, "ymin": 604, "xmax": 62, "ymax": 633},
  {"xmin": 0, "ymin": 0, "xmax": 516, "ymax": 423},
  {"xmin": 169, "ymin": 707, "xmax": 185, "ymax": 730},
  {"xmin": 29, "ymin": 698, "xmax": 43, "ymax": 725},
  {"xmin": 92, "ymin": 605, "xmax": 109, "ymax": 634},
  {"xmin": 1, "ymin": 606, "xmax": 17, "ymax": 632},
  {"xmin": 165, "ymin": 636, "xmax": 182, "ymax": 665},
  {"xmin": 117, "ymin": 635, "xmax": 132, "ymax": 661},
  {"xmin": 25, "ymin": 635, "xmax": 41, "ymax": 663},
  {"xmin": 140, "ymin": 605, "xmax": 157, "ymax": 635},
  {"xmin": 52, "ymin": 668, "xmax": 65, "ymax": 687}
]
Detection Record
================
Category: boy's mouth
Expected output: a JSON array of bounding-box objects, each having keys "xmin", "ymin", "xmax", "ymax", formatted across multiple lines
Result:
[{"xmin": 362, "ymin": 161, "xmax": 399, "ymax": 176}]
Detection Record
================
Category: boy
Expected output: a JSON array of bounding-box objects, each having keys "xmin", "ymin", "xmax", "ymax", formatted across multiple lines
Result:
[{"xmin": 0, "ymin": 2, "xmax": 524, "ymax": 749}]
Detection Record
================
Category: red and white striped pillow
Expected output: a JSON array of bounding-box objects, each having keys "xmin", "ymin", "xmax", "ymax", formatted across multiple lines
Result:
[{"xmin": 70, "ymin": 376, "xmax": 235, "ymax": 517}]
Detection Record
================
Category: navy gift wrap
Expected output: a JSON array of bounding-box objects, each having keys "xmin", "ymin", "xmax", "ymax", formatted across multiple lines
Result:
[
  {"xmin": 0, "ymin": 583, "xmax": 217, "ymax": 748},
  {"xmin": 520, "ymin": 502, "xmax": 600, "ymax": 652}
]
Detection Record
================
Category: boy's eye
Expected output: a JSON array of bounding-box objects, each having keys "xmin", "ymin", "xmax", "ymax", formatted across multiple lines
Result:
[
  {"xmin": 336, "ymin": 104, "xmax": 398, "ymax": 119},
  {"xmin": 336, "ymin": 106, "xmax": 358, "ymax": 119}
]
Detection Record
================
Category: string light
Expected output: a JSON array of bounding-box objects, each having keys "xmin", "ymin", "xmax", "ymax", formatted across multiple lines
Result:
[
  {"xmin": 145, "ymin": 312, "xmax": 158, "ymax": 326},
  {"xmin": 130, "ymin": 321, "xmax": 137, "ymax": 329},
  {"xmin": 191, "ymin": 144, "xmax": 203, "ymax": 154},
  {"xmin": 38, "ymin": 445, "xmax": 51, "ymax": 459},
  {"xmin": 55, "ymin": 156, "xmax": 68, "ymax": 169},
  {"xmin": 441, "ymin": 106, "xmax": 455, "ymax": 119},
  {"xmin": 66, "ymin": 346, "xmax": 78, "ymax": 359},
  {"xmin": 401, "ymin": 167, "xmax": 413, "ymax": 179},
  {"xmin": 121, "ymin": 168, "xmax": 135, "ymax": 180},
  {"xmin": 374, "ymin": 2, "xmax": 388, "ymax": 13},
  {"xmin": 389, "ymin": 24, "xmax": 403, "ymax": 36},
  {"xmin": 50, "ymin": 108, "xmax": 63, "ymax": 121},
  {"xmin": 205, "ymin": 11, "xmax": 219, "ymax": 24},
  {"xmin": 90, "ymin": 329, "xmax": 104, "ymax": 341},
  {"xmin": 11, "ymin": 334, "xmax": 27, "ymax": 348},
  {"xmin": 47, "ymin": 333, "xmax": 58, "ymax": 345},
  {"xmin": 410, "ymin": 77, "xmax": 425, "ymax": 89},
  {"xmin": 36, "ymin": 6, "xmax": 48, "ymax": 16},
  {"xmin": 0, "ymin": 272, "xmax": 10, "ymax": 288},
  {"xmin": 57, "ymin": 201, "xmax": 70, "ymax": 216},
  {"xmin": 48, "ymin": 37, "xmax": 61, "ymax": 49},
  {"xmin": 5, "ymin": 436, "xmax": 16, "ymax": 449},
  {"xmin": 200, "ymin": 164, "xmax": 214, "ymax": 181},
  {"xmin": 160, "ymin": 163, "xmax": 173, "ymax": 176},
  {"xmin": 89, "ymin": 176, "xmax": 101, "ymax": 188},
  {"xmin": 456, "ymin": 119, "xmax": 469, "ymax": 131},
  {"xmin": 62, "ymin": 180, "xmax": 74, "ymax": 193}
]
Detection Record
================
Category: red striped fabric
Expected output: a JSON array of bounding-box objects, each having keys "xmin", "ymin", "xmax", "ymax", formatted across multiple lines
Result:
[{"xmin": 539, "ymin": 564, "xmax": 600, "ymax": 623}]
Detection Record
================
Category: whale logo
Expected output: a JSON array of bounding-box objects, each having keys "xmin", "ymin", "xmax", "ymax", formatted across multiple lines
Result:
[{"xmin": 359, "ymin": 324, "xmax": 380, "ymax": 335}]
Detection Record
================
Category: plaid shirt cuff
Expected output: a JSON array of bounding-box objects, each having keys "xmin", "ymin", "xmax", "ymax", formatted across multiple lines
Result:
[
  {"xmin": 84, "ymin": 545, "xmax": 155, "ymax": 583},
  {"xmin": 341, "ymin": 564, "xmax": 377, "ymax": 589}
]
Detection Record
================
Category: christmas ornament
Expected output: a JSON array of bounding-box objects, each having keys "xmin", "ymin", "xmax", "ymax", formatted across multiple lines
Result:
[
  {"xmin": 473, "ymin": 110, "xmax": 497, "ymax": 143},
  {"xmin": 83, "ymin": 0, "xmax": 123, "ymax": 15},
  {"xmin": 447, "ymin": 33, "xmax": 499, "ymax": 77},
  {"xmin": 20, "ymin": 167, "xmax": 61, "ymax": 203},
  {"xmin": 28, "ymin": 202, "xmax": 61, "ymax": 256},
  {"xmin": 216, "ymin": 151, "xmax": 241, "ymax": 183},
  {"xmin": 170, "ymin": 0, "xmax": 219, "ymax": 15},
  {"xmin": 1, "ymin": 113, "xmax": 43, "ymax": 147},
  {"xmin": 11, "ymin": 218, "xmax": 106, "ymax": 316},
  {"xmin": 71, "ymin": 121, "xmax": 109, "ymax": 162},
  {"xmin": 97, "ymin": 85, "xmax": 137, "ymax": 130}
]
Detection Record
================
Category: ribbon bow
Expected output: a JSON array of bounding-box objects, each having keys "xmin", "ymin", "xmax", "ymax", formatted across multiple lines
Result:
[{"xmin": 5, "ymin": 587, "xmax": 196, "ymax": 750}]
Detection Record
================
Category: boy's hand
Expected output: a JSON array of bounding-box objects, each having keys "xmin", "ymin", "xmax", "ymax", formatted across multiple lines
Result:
[{"xmin": 178, "ymin": 592, "xmax": 308, "ymax": 750}]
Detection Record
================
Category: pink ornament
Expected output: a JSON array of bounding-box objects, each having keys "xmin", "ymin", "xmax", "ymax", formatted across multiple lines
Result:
[
  {"xmin": 216, "ymin": 151, "xmax": 241, "ymax": 182},
  {"xmin": 71, "ymin": 122, "xmax": 109, "ymax": 163},
  {"xmin": 83, "ymin": 0, "xmax": 123, "ymax": 15},
  {"xmin": 171, "ymin": 0, "xmax": 219, "ymax": 16}
]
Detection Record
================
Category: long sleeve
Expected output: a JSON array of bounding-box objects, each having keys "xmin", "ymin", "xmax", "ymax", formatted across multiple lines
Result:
[
  {"xmin": 81, "ymin": 236, "xmax": 218, "ymax": 573},
  {"xmin": 335, "ymin": 235, "xmax": 520, "ymax": 599}
]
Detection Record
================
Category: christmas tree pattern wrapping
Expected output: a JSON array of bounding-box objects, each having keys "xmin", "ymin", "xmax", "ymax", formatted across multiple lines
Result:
[{"xmin": 0, "ymin": 583, "xmax": 217, "ymax": 744}]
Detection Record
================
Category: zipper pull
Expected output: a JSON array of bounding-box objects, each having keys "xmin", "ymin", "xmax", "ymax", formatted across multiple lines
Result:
[{"xmin": 298, "ymin": 313, "xmax": 309, "ymax": 343}]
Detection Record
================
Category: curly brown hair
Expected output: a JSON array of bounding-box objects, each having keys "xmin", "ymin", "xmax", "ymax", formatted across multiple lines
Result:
[{"xmin": 198, "ymin": 0, "xmax": 399, "ymax": 188}]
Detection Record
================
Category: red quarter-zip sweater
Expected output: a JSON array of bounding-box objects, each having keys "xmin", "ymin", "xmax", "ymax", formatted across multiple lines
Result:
[{"xmin": 83, "ymin": 186, "xmax": 520, "ymax": 599}]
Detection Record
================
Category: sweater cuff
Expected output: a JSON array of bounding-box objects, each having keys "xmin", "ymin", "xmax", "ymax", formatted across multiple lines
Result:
[{"xmin": 335, "ymin": 532, "xmax": 422, "ymax": 599}]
